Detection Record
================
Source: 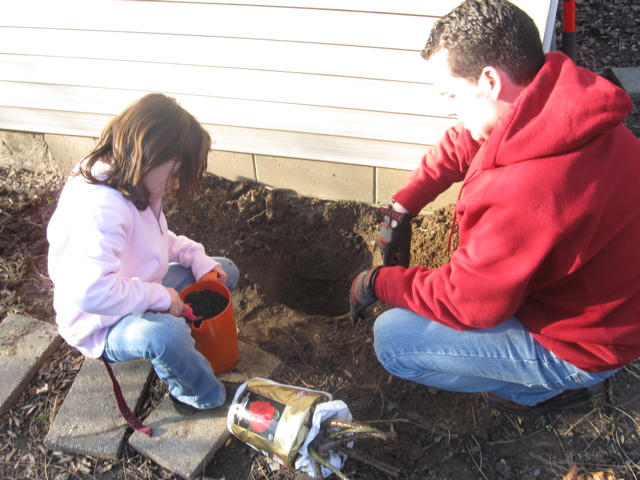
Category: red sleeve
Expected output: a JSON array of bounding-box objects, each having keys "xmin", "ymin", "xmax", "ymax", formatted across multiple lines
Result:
[
  {"xmin": 393, "ymin": 124, "xmax": 483, "ymax": 214},
  {"xmin": 374, "ymin": 201, "xmax": 563, "ymax": 331}
]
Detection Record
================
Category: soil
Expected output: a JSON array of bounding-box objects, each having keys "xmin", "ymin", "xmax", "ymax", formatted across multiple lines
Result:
[
  {"xmin": 1, "ymin": 2, "xmax": 640, "ymax": 480},
  {"xmin": 185, "ymin": 290, "xmax": 230, "ymax": 321}
]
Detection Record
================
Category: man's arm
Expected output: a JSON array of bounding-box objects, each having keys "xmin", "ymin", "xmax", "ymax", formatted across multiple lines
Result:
[{"xmin": 393, "ymin": 124, "xmax": 482, "ymax": 214}]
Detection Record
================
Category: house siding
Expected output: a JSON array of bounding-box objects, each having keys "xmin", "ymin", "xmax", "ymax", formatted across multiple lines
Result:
[{"xmin": 0, "ymin": 0, "xmax": 557, "ymax": 206}]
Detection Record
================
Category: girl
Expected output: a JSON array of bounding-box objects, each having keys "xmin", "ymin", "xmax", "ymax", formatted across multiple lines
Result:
[{"xmin": 47, "ymin": 93, "xmax": 239, "ymax": 416}]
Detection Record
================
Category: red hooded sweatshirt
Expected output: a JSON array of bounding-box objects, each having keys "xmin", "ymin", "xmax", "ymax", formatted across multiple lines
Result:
[{"xmin": 376, "ymin": 52, "xmax": 640, "ymax": 372}]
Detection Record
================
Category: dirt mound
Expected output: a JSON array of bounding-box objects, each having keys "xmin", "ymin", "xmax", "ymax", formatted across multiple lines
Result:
[{"xmin": 165, "ymin": 175, "xmax": 455, "ymax": 319}]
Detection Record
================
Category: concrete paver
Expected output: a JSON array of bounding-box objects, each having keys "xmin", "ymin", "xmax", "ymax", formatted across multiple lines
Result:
[
  {"xmin": 0, "ymin": 314, "xmax": 61, "ymax": 416},
  {"xmin": 44, "ymin": 358, "xmax": 154, "ymax": 460},
  {"xmin": 129, "ymin": 340, "xmax": 282, "ymax": 480},
  {"xmin": 608, "ymin": 66, "xmax": 640, "ymax": 99}
]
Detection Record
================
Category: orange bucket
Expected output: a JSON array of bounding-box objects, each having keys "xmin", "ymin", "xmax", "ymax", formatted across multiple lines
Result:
[{"xmin": 180, "ymin": 272, "xmax": 238, "ymax": 373}]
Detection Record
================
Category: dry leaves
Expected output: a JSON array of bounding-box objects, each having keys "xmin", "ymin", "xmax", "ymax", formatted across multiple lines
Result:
[{"xmin": 564, "ymin": 465, "xmax": 625, "ymax": 480}]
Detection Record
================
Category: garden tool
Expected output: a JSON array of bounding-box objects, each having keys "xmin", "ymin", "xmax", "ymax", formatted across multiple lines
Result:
[
  {"xmin": 562, "ymin": 0, "xmax": 576, "ymax": 62},
  {"xmin": 179, "ymin": 305, "xmax": 202, "ymax": 323}
]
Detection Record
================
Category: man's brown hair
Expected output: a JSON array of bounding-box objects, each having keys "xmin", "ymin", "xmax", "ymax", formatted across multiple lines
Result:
[{"xmin": 421, "ymin": 0, "xmax": 545, "ymax": 86}]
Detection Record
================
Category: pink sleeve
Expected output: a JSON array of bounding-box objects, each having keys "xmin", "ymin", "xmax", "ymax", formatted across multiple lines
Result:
[{"xmin": 167, "ymin": 231, "xmax": 221, "ymax": 280}]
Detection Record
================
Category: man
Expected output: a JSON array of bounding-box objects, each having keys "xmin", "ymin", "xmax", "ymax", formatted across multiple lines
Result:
[{"xmin": 350, "ymin": 0, "xmax": 640, "ymax": 417}]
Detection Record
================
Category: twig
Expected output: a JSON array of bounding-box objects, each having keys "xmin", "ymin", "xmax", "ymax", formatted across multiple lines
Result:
[
  {"xmin": 611, "ymin": 405, "xmax": 640, "ymax": 431},
  {"xmin": 312, "ymin": 455, "xmax": 324, "ymax": 479},
  {"xmin": 332, "ymin": 313, "xmax": 351, "ymax": 322},
  {"xmin": 308, "ymin": 447, "xmax": 351, "ymax": 480},
  {"xmin": 472, "ymin": 401, "xmax": 477, "ymax": 426},
  {"xmin": 326, "ymin": 420, "xmax": 397, "ymax": 441},
  {"xmin": 563, "ymin": 408, "xmax": 599, "ymax": 436},
  {"xmin": 309, "ymin": 418, "xmax": 401, "ymax": 478},
  {"xmin": 329, "ymin": 419, "xmax": 385, "ymax": 432},
  {"xmin": 528, "ymin": 452, "xmax": 570, "ymax": 478},
  {"xmin": 466, "ymin": 436, "xmax": 488, "ymax": 480},
  {"xmin": 550, "ymin": 421, "xmax": 571, "ymax": 469},
  {"xmin": 338, "ymin": 447, "xmax": 401, "ymax": 478},
  {"xmin": 246, "ymin": 210, "xmax": 266, "ymax": 224},
  {"xmin": 328, "ymin": 427, "xmax": 396, "ymax": 442},
  {"xmin": 367, "ymin": 373, "xmax": 382, "ymax": 408},
  {"xmin": 388, "ymin": 407, "xmax": 457, "ymax": 439},
  {"xmin": 317, "ymin": 430, "xmax": 396, "ymax": 455},
  {"xmin": 487, "ymin": 427, "xmax": 544, "ymax": 445},
  {"xmin": 278, "ymin": 364, "xmax": 315, "ymax": 389},
  {"xmin": 277, "ymin": 327, "xmax": 324, "ymax": 373}
]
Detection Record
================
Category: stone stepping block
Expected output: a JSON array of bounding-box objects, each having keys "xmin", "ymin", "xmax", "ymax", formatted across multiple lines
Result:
[
  {"xmin": 0, "ymin": 314, "xmax": 61, "ymax": 416},
  {"xmin": 129, "ymin": 340, "xmax": 281, "ymax": 480},
  {"xmin": 45, "ymin": 357, "xmax": 154, "ymax": 460}
]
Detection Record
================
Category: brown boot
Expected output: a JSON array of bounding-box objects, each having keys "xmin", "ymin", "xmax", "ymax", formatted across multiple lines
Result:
[{"xmin": 482, "ymin": 386, "xmax": 595, "ymax": 418}]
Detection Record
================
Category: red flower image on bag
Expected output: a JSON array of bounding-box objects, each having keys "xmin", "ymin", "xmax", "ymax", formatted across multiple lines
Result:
[{"xmin": 249, "ymin": 400, "xmax": 276, "ymax": 433}]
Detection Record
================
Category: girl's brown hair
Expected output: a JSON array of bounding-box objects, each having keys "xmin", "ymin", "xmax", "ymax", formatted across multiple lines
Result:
[{"xmin": 79, "ymin": 93, "xmax": 211, "ymax": 210}]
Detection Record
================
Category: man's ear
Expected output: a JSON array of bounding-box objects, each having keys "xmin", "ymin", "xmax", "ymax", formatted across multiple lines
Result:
[
  {"xmin": 478, "ymin": 66, "xmax": 503, "ymax": 100},
  {"xmin": 480, "ymin": 66, "xmax": 524, "ymax": 103}
]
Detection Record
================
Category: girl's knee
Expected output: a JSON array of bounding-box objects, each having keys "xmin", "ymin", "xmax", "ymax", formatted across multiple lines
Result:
[
  {"xmin": 214, "ymin": 257, "xmax": 240, "ymax": 291},
  {"xmin": 142, "ymin": 314, "xmax": 194, "ymax": 352}
]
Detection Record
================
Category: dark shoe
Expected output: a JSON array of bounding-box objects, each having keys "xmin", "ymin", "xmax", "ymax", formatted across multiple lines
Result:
[
  {"xmin": 169, "ymin": 394, "xmax": 202, "ymax": 415},
  {"xmin": 222, "ymin": 380, "xmax": 243, "ymax": 405},
  {"xmin": 169, "ymin": 381, "xmax": 244, "ymax": 415},
  {"xmin": 482, "ymin": 386, "xmax": 596, "ymax": 418}
]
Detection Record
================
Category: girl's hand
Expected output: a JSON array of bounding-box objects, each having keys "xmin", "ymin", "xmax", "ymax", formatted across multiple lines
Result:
[
  {"xmin": 210, "ymin": 264, "xmax": 228, "ymax": 284},
  {"xmin": 166, "ymin": 287, "xmax": 187, "ymax": 316}
]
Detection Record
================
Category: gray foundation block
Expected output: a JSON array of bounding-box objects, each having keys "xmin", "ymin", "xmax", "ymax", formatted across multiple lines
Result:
[
  {"xmin": 0, "ymin": 314, "xmax": 61, "ymax": 416},
  {"xmin": 608, "ymin": 66, "xmax": 640, "ymax": 99},
  {"xmin": 129, "ymin": 340, "xmax": 282, "ymax": 480},
  {"xmin": 44, "ymin": 357, "xmax": 154, "ymax": 460}
]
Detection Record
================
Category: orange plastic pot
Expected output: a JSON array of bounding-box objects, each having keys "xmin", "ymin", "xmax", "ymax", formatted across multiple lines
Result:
[{"xmin": 180, "ymin": 271, "xmax": 238, "ymax": 374}]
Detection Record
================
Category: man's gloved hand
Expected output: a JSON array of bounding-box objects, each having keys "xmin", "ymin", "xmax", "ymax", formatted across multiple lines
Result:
[
  {"xmin": 350, "ymin": 266, "xmax": 382, "ymax": 325},
  {"xmin": 378, "ymin": 206, "xmax": 414, "ymax": 267}
]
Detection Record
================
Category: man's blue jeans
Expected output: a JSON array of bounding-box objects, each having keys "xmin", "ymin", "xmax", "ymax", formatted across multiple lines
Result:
[
  {"xmin": 102, "ymin": 258, "xmax": 239, "ymax": 409},
  {"xmin": 374, "ymin": 308, "xmax": 618, "ymax": 406}
]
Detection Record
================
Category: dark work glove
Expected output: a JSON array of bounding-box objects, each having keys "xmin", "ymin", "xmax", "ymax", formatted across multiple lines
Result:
[
  {"xmin": 378, "ymin": 206, "xmax": 414, "ymax": 268},
  {"xmin": 350, "ymin": 266, "xmax": 382, "ymax": 325}
]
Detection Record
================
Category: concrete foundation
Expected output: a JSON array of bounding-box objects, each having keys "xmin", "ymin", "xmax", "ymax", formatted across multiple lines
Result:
[{"xmin": 1, "ymin": 130, "xmax": 460, "ymax": 212}]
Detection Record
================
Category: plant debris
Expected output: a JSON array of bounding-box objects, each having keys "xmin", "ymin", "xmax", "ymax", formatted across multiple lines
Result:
[{"xmin": 309, "ymin": 419, "xmax": 401, "ymax": 479}]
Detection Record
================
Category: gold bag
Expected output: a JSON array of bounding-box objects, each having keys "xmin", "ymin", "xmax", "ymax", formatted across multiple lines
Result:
[{"xmin": 227, "ymin": 378, "xmax": 332, "ymax": 470}]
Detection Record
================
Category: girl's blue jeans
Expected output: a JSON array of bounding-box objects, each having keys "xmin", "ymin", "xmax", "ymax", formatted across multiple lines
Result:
[
  {"xmin": 374, "ymin": 308, "xmax": 618, "ymax": 406},
  {"xmin": 102, "ymin": 257, "xmax": 239, "ymax": 409}
]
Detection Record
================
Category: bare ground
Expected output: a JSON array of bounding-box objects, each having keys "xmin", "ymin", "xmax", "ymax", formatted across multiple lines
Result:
[{"xmin": 1, "ymin": 1, "xmax": 640, "ymax": 479}]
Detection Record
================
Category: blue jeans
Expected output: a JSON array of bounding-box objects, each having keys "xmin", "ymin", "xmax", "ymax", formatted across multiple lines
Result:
[
  {"xmin": 102, "ymin": 257, "xmax": 239, "ymax": 409},
  {"xmin": 374, "ymin": 308, "xmax": 618, "ymax": 406}
]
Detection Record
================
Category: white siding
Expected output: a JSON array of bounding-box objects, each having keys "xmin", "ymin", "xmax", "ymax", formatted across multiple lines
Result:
[{"xmin": 0, "ymin": 0, "xmax": 557, "ymax": 170}]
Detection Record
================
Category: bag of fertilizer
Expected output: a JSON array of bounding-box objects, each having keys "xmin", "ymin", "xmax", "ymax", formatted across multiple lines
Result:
[{"xmin": 227, "ymin": 378, "xmax": 333, "ymax": 470}]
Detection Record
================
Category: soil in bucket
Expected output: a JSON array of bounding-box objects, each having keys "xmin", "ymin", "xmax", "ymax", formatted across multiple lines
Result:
[{"xmin": 184, "ymin": 290, "xmax": 229, "ymax": 327}]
